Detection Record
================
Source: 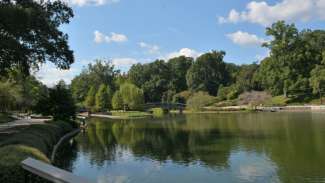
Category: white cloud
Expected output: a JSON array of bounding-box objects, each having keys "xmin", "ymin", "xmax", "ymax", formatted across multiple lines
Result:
[
  {"xmin": 218, "ymin": 0, "xmax": 325, "ymax": 26},
  {"xmin": 227, "ymin": 31, "xmax": 266, "ymax": 46},
  {"xmin": 112, "ymin": 58, "xmax": 138, "ymax": 66},
  {"xmin": 94, "ymin": 31, "xmax": 128, "ymax": 44},
  {"xmin": 64, "ymin": 0, "xmax": 120, "ymax": 6},
  {"xmin": 166, "ymin": 48, "xmax": 202, "ymax": 59},
  {"xmin": 138, "ymin": 42, "xmax": 160, "ymax": 54},
  {"xmin": 36, "ymin": 64, "xmax": 78, "ymax": 87}
]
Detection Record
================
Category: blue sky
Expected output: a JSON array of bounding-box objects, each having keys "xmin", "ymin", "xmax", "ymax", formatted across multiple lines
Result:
[{"xmin": 37, "ymin": 0, "xmax": 325, "ymax": 86}]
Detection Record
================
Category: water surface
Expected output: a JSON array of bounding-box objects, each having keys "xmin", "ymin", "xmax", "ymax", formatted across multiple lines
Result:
[{"xmin": 55, "ymin": 112, "xmax": 325, "ymax": 183}]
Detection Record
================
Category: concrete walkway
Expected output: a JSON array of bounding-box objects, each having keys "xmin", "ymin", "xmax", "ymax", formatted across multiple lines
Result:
[{"xmin": 0, "ymin": 118, "xmax": 49, "ymax": 132}]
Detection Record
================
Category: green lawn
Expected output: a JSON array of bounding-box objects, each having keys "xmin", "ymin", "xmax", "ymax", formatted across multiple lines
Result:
[
  {"xmin": 111, "ymin": 111, "xmax": 152, "ymax": 118},
  {"xmin": 0, "ymin": 113, "xmax": 15, "ymax": 124}
]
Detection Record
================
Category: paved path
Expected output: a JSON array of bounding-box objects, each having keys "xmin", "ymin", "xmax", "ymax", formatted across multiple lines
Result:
[{"xmin": 0, "ymin": 118, "xmax": 49, "ymax": 131}]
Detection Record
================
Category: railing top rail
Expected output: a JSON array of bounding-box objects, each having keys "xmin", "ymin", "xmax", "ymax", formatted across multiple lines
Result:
[{"xmin": 21, "ymin": 158, "xmax": 93, "ymax": 183}]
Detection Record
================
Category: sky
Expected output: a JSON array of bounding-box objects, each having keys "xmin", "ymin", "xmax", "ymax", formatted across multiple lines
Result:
[{"xmin": 36, "ymin": 0, "xmax": 325, "ymax": 86}]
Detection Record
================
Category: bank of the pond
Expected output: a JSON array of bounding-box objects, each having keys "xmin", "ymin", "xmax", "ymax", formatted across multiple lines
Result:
[{"xmin": 0, "ymin": 120, "xmax": 77, "ymax": 183}]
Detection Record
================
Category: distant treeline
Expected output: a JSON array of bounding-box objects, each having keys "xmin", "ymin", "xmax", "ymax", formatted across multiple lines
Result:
[{"xmin": 71, "ymin": 21, "xmax": 325, "ymax": 109}]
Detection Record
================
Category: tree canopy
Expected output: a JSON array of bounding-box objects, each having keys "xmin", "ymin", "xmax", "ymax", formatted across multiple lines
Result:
[{"xmin": 0, "ymin": 0, "xmax": 74, "ymax": 75}]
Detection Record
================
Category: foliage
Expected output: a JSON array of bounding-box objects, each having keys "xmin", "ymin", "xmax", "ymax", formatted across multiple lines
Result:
[
  {"xmin": 0, "ymin": 0, "xmax": 74, "ymax": 76},
  {"xmin": 167, "ymin": 56, "xmax": 193, "ymax": 92},
  {"xmin": 255, "ymin": 21, "xmax": 325, "ymax": 96},
  {"xmin": 218, "ymin": 85, "xmax": 239, "ymax": 101},
  {"xmin": 84, "ymin": 86, "xmax": 96, "ymax": 111},
  {"xmin": 112, "ymin": 91, "xmax": 124, "ymax": 110},
  {"xmin": 129, "ymin": 60, "xmax": 171, "ymax": 102},
  {"xmin": 118, "ymin": 83, "xmax": 144, "ymax": 110},
  {"xmin": 186, "ymin": 92, "xmax": 216, "ymax": 111},
  {"xmin": 186, "ymin": 51, "xmax": 229, "ymax": 96},
  {"xmin": 172, "ymin": 90, "xmax": 192, "ymax": 103},
  {"xmin": 0, "ymin": 80, "xmax": 22, "ymax": 112},
  {"xmin": 310, "ymin": 65, "xmax": 325, "ymax": 94},
  {"xmin": 95, "ymin": 84, "xmax": 111, "ymax": 112},
  {"xmin": 151, "ymin": 108, "xmax": 168, "ymax": 117},
  {"xmin": 264, "ymin": 96, "xmax": 290, "ymax": 106},
  {"xmin": 34, "ymin": 81, "xmax": 76, "ymax": 121},
  {"xmin": 71, "ymin": 60, "xmax": 119, "ymax": 104},
  {"xmin": 0, "ymin": 112, "xmax": 15, "ymax": 124}
]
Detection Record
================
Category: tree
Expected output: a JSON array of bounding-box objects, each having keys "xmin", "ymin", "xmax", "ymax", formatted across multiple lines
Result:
[
  {"xmin": 0, "ymin": 0, "xmax": 74, "ymax": 76},
  {"xmin": 34, "ymin": 81, "xmax": 76, "ymax": 121},
  {"xmin": 186, "ymin": 51, "xmax": 229, "ymax": 96},
  {"xmin": 84, "ymin": 86, "xmax": 96, "ymax": 111},
  {"xmin": 167, "ymin": 56, "xmax": 193, "ymax": 92},
  {"xmin": 128, "ymin": 60, "xmax": 170, "ymax": 102},
  {"xmin": 112, "ymin": 91, "xmax": 123, "ymax": 110},
  {"xmin": 71, "ymin": 60, "xmax": 119, "ymax": 104},
  {"xmin": 186, "ymin": 92, "xmax": 215, "ymax": 111},
  {"xmin": 310, "ymin": 65, "xmax": 325, "ymax": 104},
  {"xmin": 0, "ymin": 80, "xmax": 22, "ymax": 112},
  {"xmin": 95, "ymin": 84, "xmax": 111, "ymax": 112},
  {"xmin": 119, "ymin": 83, "xmax": 144, "ymax": 110}
]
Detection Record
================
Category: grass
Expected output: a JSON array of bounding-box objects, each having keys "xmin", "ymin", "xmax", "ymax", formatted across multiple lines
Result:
[
  {"xmin": 264, "ymin": 96, "xmax": 290, "ymax": 106},
  {"xmin": 0, "ymin": 112, "xmax": 15, "ymax": 124},
  {"xmin": 0, "ymin": 120, "xmax": 75, "ymax": 183},
  {"xmin": 111, "ymin": 111, "xmax": 152, "ymax": 118},
  {"xmin": 150, "ymin": 108, "xmax": 169, "ymax": 117}
]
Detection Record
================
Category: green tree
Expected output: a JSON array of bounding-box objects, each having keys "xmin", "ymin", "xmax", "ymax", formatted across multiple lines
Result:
[
  {"xmin": 186, "ymin": 51, "xmax": 229, "ymax": 96},
  {"xmin": 119, "ymin": 83, "xmax": 144, "ymax": 110},
  {"xmin": 0, "ymin": 0, "xmax": 74, "ymax": 76},
  {"xmin": 0, "ymin": 80, "xmax": 22, "ymax": 112},
  {"xmin": 167, "ymin": 56, "xmax": 193, "ymax": 92},
  {"xmin": 186, "ymin": 92, "xmax": 215, "ymax": 111},
  {"xmin": 71, "ymin": 60, "xmax": 119, "ymax": 104},
  {"xmin": 34, "ymin": 81, "xmax": 76, "ymax": 121},
  {"xmin": 95, "ymin": 84, "xmax": 111, "ymax": 112},
  {"xmin": 112, "ymin": 91, "xmax": 123, "ymax": 110},
  {"xmin": 84, "ymin": 86, "xmax": 96, "ymax": 111},
  {"xmin": 310, "ymin": 65, "xmax": 325, "ymax": 104}
]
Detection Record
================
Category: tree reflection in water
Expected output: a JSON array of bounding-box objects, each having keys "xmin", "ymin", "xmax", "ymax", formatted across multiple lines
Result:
[{"xmin": 55, "ymin": 112, "xmax": 325, "ymax": 183}]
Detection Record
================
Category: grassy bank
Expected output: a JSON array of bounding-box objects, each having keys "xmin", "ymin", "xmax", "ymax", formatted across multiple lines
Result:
[
  {"xmin": 0, "ymin": 121, "xmax": 75, "ymax": 183},
  {"xmin": 111, "ymin": 111, "xmax": 152, "ymax": 118},
  {"xmin": 0, "ymin": 113, "xmax": 15, "ymax": 124}
]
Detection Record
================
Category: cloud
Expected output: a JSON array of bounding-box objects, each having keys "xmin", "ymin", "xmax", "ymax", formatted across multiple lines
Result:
[
  {"xmin": 227, "ymin": 31, "xmax": 266, "ymax": 46},
  {"xmin": 138, "ymin": 42, "xmax": 160, "ymax": 54},
  {"xmin": 94, "ymin": 31, "xmax": 128, "ymax": 44},
  {"xmin": 36, "ymin": 64, "xmax": 78, "ymax": 87},
  {"xmin": 112, "ymin": 58, "xmax": 138, "ymax": 66},
  {"xmin": 166, "ymin": 48, "xmax": 202, "ymax": 59},
  {"xmin": 218, "ymin": 0, "xmax": 325, "ymax": 26},
  {"xmin": 64, "ymin": 0, "xmax": 120, "ymax": 6}
]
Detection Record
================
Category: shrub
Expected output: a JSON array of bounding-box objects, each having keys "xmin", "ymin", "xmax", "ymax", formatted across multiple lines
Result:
[
  {"xmin": 151, "ymin": 108, "xmax": 169, "ymax": 117},
  {"xmin": 172, "ymin": 90, "xmax": 192, "ymax": 103},
  {"xmin": 218, "ymin": 85, "xmax": 240, "ymax": 100},
  {"xmin": 237, "ymin": 91, "xmax": 272, "ymax": 106},
  {"xmin": 186, "ymin": 92, "xmax": 216, "ymax": 111}
]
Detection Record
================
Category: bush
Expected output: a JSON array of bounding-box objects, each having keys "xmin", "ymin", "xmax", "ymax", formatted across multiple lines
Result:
[
  {"xmin": 0, "ymin": 121, "xmax": 74, "ymax": 183},
  {"xmin": 237, "ymin": 91, "xmax": 272, "ymax": 106},
  {"xmin": 186, "ymin": 92, "xmax": 216, "ymax": 111},
  {"xmin": 151, "ymin": 108, "xmax": 169, "ymax": 117},
  {"xmin": 172, "ymin": 90, "xmax": 192, "ymax": 103},
  {"xmin": 218, "ymin": 85, "xmax": 239, "ymax": 101}
]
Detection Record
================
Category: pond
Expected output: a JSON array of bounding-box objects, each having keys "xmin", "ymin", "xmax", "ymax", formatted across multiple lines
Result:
[{"xmin": 55, "ymin": 112, "xmax": 325, "ymax": 183}]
